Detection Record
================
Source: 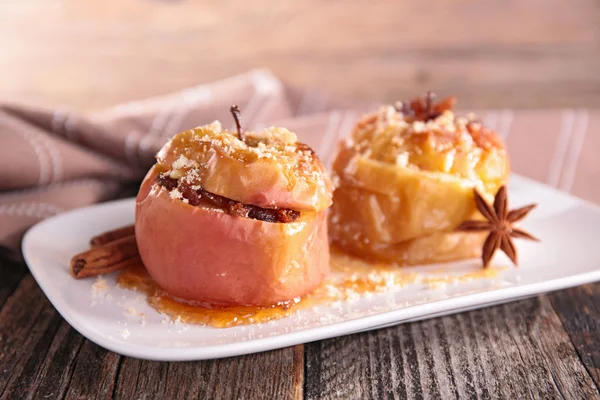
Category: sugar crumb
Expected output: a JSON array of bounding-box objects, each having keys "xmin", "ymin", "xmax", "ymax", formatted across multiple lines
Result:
[
  {"xmin": 427, "ymin": 281, "xmax": 448, "ymax": 290},
  {"xmin": 126, "ymin": 307, "xmax": 136, "ymax": 315},
  {"xmin": 172, "ymin": 154, "xmax": 195, "ymax": 170},
  {"xmin": 169, "ymin": 188, "xmax": 183, "ymax": 200},
  {"xmin": 90, "ymin": 276, "xmax": 109, "ymax": 306}
]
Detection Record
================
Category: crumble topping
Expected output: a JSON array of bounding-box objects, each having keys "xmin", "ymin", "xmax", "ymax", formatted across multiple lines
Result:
[
  {"xmin": 157, "ymin": 123, "xmax": 326, "ymax": 187},
  {"xmin": 90, "ymin": 276, "xmax": 110, "ymax": 306},
  {"xmin": 338, "ymin": 94, "xmax": 507, "ymax": 181},
  {"xmin": 153, "ymin": 119, "xmax": 332, "ymax": 212},
  {"xmin": 169, "ymin": 188, "xmax": 183, "ymax": 201}
]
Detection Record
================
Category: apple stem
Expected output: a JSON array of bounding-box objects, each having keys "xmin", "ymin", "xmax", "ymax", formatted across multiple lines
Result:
[
  {"xmin": 424, "ymin": 90, "xmax": 435, "ymax": 115},
  {"xmin": 230, "ymin": 105, "xmax": 245, "ymax": 142}
]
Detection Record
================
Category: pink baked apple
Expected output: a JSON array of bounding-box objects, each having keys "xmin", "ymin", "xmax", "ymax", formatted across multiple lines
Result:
[{"xmin": 135, "ymin": 109, "xmax": 332, "ymax": 306}]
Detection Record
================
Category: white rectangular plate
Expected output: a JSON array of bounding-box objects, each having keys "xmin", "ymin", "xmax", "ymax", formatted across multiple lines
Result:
[{"xmin": 22, "ymin": 175, "xmax": 600, "ymax": 361}]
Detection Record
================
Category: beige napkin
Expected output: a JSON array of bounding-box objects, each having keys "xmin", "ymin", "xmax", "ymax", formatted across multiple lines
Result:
[{"xmin": 1, "ymin": 69, "xmax": 599, "ymax": 254}]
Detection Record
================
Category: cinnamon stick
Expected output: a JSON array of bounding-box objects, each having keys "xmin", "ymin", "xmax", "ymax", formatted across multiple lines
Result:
[
  {"xmin": 71, "ymin": 234, "xmax": 139, "ymax": 279},
  {"xmin": 72, "ymin": 256, "xmax": 144, "ymax": 279},
  {"xmin": 90, "ymin": 225, "xmax": 135, "ymax": 247}
]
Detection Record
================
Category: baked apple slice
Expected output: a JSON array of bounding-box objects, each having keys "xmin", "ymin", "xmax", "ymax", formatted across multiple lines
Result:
[{"xmin": 136, "ymin": 106, "xmax": 333, "ymax": 306}]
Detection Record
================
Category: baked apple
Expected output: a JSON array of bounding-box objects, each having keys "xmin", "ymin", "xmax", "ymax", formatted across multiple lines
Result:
[
  {"xmin": 136, "ymin": 106, "xmax": 333, "ymax": 306},
  {"xmin": 329, "ymin": 93, "xmax": 509, "ymax": 265}
]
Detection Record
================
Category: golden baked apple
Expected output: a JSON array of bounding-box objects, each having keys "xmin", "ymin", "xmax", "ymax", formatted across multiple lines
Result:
[{"xmin": 329, "ymin": 93, "xmax": 509, "ymax": 265}]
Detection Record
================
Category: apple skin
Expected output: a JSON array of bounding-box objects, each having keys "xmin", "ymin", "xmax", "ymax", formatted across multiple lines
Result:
[{"xmin": 135, "ymin": 168, "xmax": 330, "ymax": 306}]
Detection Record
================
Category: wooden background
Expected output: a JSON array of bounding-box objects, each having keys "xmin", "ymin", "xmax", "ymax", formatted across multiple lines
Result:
[
  {"xmin": 1, "ymin": 0, "xmax": 600, "ymax": 111},
  {"xmin": 1, "ymin": 0, "xmax": 600, "ymax": 399}
]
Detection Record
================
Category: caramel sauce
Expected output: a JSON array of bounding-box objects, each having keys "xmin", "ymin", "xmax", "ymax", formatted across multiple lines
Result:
[
  {"xmin": 117, "ymin": 265, "xmax": 301, "ymax": 328},
  {"xmin": 117, "ymin": 247, "xmax": 503, "ymax": 328}
]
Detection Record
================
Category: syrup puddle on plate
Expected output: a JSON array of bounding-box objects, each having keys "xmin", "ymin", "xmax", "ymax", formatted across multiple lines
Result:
[{"xmin": 117, "ymin": 246, "xmax": 504, "ymax": 328}]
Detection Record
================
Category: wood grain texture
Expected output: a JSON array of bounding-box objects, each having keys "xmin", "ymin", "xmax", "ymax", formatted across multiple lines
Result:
[
  {"xmin": 0, "ymin": 274, "xmax": 121, "ymax": 400},
  {"xmin": 304, "ymin": 296, "xmax": 600, "ymax": 399},
  {"xmin": 0, "ymin": 256, "xmax": 26, "ymax": 309},
  {"xmin": 0, "ymin": 0, "xmax": 599, "ymax": 111},
  {"xmin": 112, "ymin": 345, "xmax": 303, "ymax": 400},
  {"xmin": 1, "ymin": 268, "xmax": 600, "ymax": 399},
  {"xmin": 550, "ymin": 283, "xmax": 600, "ymax": 389},
  {"xmin": 62, "ymin": 341, "xmax": 121, "ymax": 400},
  {"xmin": 0, "ymin": 266, "xmax": 302, "ymax": 400},
  {"xmin": 0, "ymin": 275, "xmax": 64, "ymax": 399}
]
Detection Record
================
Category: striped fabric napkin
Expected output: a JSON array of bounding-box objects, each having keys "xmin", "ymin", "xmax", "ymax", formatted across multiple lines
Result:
[{"xmin": 1, "ymin": 69, "xmax": 598, "ymax": 254}]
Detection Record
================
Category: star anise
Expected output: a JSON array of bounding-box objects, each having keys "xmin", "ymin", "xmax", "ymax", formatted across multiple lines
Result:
[{"xmin": 456, "ymin": 186, "xmax": 539, "ymax": 267}]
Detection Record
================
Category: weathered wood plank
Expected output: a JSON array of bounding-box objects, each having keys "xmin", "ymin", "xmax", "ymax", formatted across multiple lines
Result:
[
  {"xmin": 0, "ymin": 275, "xmax": 64, "ymax": 398},
  {"xmin": 113, "ymin": 357, "xmax": 170, "ymax": 399},
  {"xmin": 305, "ymin": 296, "xmax": 600, "ymax": 400},
  {"xmin": 198, "ymin": 345, "xmax": 303, "ymax": 400},
  {"xmin": 62, "ymin": 340, "xmax": 121, "ymax": 400},
  {"xmin": 0, "ymin": 256, "xmax": 27, "ymax": 309},
  {"xmin": 113, "ymin": 344, "xmax": 303, "ymax": 400},
  {"xmin": 0, "ymin": 257, "xmax": 303, "ymax": 400},
  {"xmin": 549, "ymin": 283, "xmax": 600, "ymax": 389},
  {"xmin": 2, "ymin": 259, "xmax": 598, "ymax": 399},
  {"xmin": 28, "ymin": 320, "xmax": 85, "ymax": 400},
  {"xmin": 163, "ymin": 361, "xmax": 206, "ymax": 400},
  {"xmin": 494, "ymin": 297, "xmax": 598, "ymax": 398},
  {"xmin": 0, "ymin": 270, "xmax": 121, "ymax": 400}
]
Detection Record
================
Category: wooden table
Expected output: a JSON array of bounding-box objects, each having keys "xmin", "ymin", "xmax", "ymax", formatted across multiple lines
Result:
[
  {"xmin": 1, "ymin": 258, "xmax": 599, "ymax": 398},
  {"xmin": 1, "ymin": 1, "xmax": 599, "ymax": 398}
]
